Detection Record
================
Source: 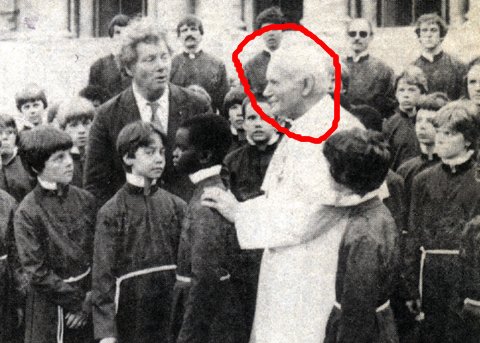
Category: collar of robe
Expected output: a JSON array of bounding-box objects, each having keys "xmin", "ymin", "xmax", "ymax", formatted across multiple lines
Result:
[
  {"xmin": 125, "ymin": 173, "xmax": 158, "ymax": 196},
  {"xmin": 421, "ymin": 152, "xmax": 440, "ymax": 162},
  {"xmin": 441, "ymin": 151, "xmax": 475, "ymax": 174},
  {"xmin": 36, "ymin": 181, "xmax": 69, "ymax": 198}
]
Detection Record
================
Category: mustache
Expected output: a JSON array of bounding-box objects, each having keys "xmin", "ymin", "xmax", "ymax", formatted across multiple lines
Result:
[{"xmin": 185, "ymin": 35, "xmax": 196, "ymax": 41}]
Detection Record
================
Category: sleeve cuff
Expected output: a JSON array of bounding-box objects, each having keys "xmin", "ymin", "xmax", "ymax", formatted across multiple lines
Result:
[{"xmin": 465, "ymin": 298, "xmax": 480, "ymax": 307}]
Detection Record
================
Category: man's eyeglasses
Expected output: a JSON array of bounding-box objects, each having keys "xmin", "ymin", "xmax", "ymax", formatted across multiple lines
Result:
[{"xmin": 348, "ymin": 31, "xmax": 369, "ymax": 38}]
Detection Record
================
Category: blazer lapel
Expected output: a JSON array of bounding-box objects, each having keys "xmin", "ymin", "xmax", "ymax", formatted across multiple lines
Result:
[{"xmin": 119, "ymin": 86, "xmax": 142, "ymax": 126}]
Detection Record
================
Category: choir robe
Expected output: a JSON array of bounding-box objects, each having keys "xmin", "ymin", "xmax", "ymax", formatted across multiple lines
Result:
[
  {"xmin": 413, "ymin": 51, "xmax": 466, "ymax": 101},
  {"xmin": 92, "ymin": 183, "xmax": 185, "ymax": 343},
  {"xmin": 233, "ymin": 96, "xmax": 363, "ymax": 343},
  {"xmin": 324, "ymin": 197, "xmax": 400, "ymax": 343},
  {"xmin": 397, "ymin": 153, "xmax": 440, "ymax": 213},
  {"xmin": 88, "ymin": 54, "xmax": 131, "ymax": 98},
  {"xmin": 457, "ymin": 218, "xmax": 480, "ymax": 342},
  {"xmin": 171, "ymin": 172, "xmax": 248, "ymax": 343},
  {"xmin": 0, "ymin": 189, "xmax": 19, "ymax": 343},
  {"xmin": 382, "ymin": 108, "xmax": 421, "ymax": 171},
  {"xmin": 404, "ymin": 157, "xmax": 480, "ymax": 343},
  {"xmin": 244, "ymin": 50, "xmax": 270, "ymax": 95},
  {"xmin": 221, "ymin": 139, "xmax": 278, "ymax": 332},
  {"xmin": 14, "ymin": 184, "xmax": 96, "ymax": 343},
  {"xmin": 0, "ymin": 152, "xmax": 35, "ymax": 202},
  {"xmin": 170, "ymin": 51, "xmax": 229, "ymax": 115},
  {"xmin": 71, "ymin": 148, "xmax": 86, "ymax": 189}
]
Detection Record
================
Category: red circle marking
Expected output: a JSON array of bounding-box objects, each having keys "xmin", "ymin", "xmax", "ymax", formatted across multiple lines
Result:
[{"xmin": 232, "ymin": 23, "xmax": 342, "ymax": 144}]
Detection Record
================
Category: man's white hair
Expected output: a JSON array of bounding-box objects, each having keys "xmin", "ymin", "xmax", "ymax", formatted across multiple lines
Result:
[{"xmin": 269, "ymin": 42, "xmax": 331, "ymax": 94}]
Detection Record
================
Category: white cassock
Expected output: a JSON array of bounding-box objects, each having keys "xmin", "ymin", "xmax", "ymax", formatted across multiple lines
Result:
[{"xmin": 234, "ymin": 95, "xmax": 364, "ymax": 343}]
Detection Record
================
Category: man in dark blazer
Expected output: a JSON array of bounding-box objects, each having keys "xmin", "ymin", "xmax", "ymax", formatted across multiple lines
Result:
[
  {"xmin": 84, "ymin": 19, "xmax": 210, "ymax": 206},
  {"xmin": 88, "ymin": 14, "xmax": 132, "ymax": 99}
]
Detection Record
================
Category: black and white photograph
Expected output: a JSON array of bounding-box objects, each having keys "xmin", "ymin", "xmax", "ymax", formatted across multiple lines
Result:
[{"xmin": 0, "ymin": 0, "xmax": 480, "ymax": 342}]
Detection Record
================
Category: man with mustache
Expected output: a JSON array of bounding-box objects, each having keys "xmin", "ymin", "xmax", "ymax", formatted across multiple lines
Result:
[
  {"xmin": 84, "ymin": 19, "xmax": 210, "ymax": 205},
  {"xmin": 170, "ymin": 15, "xmax": 229, "ymax": 116},
  {"xmin": 343, "ymin": 18, "xmax": 396, "ymax": 118},
  {"xmin": 244, "ymin": 6, "xmax": 285, "ymax": 95}
]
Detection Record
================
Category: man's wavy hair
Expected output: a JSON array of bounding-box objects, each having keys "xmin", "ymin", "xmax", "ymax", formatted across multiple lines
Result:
[
  {"xmin": 255, "ymin": 6, "xmax": 286, "ymax": 30},
  {"xmin": 415, "ymin": 13, "xmax": 448, "ymax": 38},
  {"xmin": 118, "ymin": 18, "xmax": 173, "ymax": 73}
]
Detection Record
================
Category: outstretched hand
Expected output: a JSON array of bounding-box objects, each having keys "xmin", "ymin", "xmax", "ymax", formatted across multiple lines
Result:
[{"xmin": 201, "ymin": 187, "xmax": 239, "ymax": 223}]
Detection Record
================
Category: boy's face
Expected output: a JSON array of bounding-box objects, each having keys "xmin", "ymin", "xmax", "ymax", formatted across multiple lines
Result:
[
  {"xmin": 172, "ymin": 127, "xmax": 201, "ymax": 175},
  {"xmin": 261, "ymin": 23, "xmax": 282, "ymax": 51},
  {"xmin": 228, "ymin": 104, "xmax": 244, "ymax": 130},
  {"xmin": 20, "ymin": 100, "xmax": 45, "ymax": 126},
  {"xmin": 40, "ymin": 149, "xmax": 74, "ymax": 184},
  {"xmin": 243, "ymin": 102, "xmax": 275, "ymax": 144},
  {"xmin": 418, "ymin": 21, "xmax": 442, "ymax": 52},
  {"xmin": 435, "ymin": 126, "xmax": 470, "ymax": 160},
  {"xmin": 395, "ymin": 78, "xmax": 422, "ymax": 113},
  {"xmin": 467, "ymin": 64, "xmax": 480, "ymax": 107},
  {"xmin": 415, "ymin": 109, "xmax": 436, "ymax": 145},
  {"xmin": 125, "ymin": 133, "xmax": 165, "ymax": 180},
  {"xmin": 64, "ymin": 119, "xmax": 92, "ymax": 149},
  {"xmin": 0, "ymin": 127, "xmax": 17, "ymax": 156}
]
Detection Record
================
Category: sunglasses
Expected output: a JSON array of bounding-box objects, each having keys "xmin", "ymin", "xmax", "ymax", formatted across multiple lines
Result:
[{"xmin": 348, "ymin": 31, "xmax": 369, "ymax": 38}]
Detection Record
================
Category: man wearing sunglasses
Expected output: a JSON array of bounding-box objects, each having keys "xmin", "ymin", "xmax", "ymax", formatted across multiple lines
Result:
[{"xmin": 343, "ymin": 18, "xmax": 396, "ymax": 118}]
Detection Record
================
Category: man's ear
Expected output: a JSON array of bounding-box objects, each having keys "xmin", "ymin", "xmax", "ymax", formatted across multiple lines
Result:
[
  {"xmin": 301, "ymin": 74, "xmax": 315, "ymax": 97},
  {"xmin": 123, "ymin": 153, "xmax": 134, "ymax": 167},
  {"xmin": 197, "ymin": 149, "xmax": 213, "ymax": 165}
]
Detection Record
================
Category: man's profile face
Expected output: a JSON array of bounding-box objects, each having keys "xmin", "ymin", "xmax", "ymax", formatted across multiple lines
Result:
[
  {"xmin": 263, "ymin": 61, "xmax": 303, "ymax": 119},
  {"xmin": 418, "ymin": 21, "xmax": 442, "ymax": 51},
  {"xmin": 261, "ymin": 23, "xmax": 282, "ymax": 51},
  {"xmin": 179, "ymin": 24, "xmax": 202, "ymax": 51},
  {"xmin": 347, "ymin": 19, "xmax": 372, "ymax": 55},
  {"xmin": 127, "ymin": 41, "xmax": 172, "ymax": 98}
]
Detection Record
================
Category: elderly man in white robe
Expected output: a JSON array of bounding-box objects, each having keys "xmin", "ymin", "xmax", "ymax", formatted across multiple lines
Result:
[{"xmin": 202, "ymin": 44, "xmax": 365, "ymax": 343}]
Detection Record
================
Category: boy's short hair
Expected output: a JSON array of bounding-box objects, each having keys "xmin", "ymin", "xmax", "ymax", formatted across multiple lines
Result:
[
  {"xmin": 223, "ymin": 86, "xmax": 247, "ymax": 114},
  {"xmin": 223, "ymin": 87, "xmax": 246, "ymax": 115},
  {"xmin": 255, "ymin": 6, "xmax": 286, "ymax": 30},
  {"xmin": 18, "ymin": 126, "xmax": 73, "ymax": 176},
  {"xmin": 187, "ymin": 85, "xmax": 212, "ymax": 105},
  {"xmin": 116, "ymin": 121, "xmax": 167, "ymax": 172},
  {"xmin": 79, "ymin": 85, "xmax": 112, "ymax": 105},
  {"xmin": 56, "ymin": 97, "xmax": 95, "ymax": 129},
  {"xmin": 241, "ymin": 93, "xmax": 268, "ymax": 118},
  {"xmin": 394, "ymin": 65, "xmax": 428, "ymax": 94},
  {"xmin": 119, "ymin": 19, "xmax": 173, "ymax": 73},
  {"xmin": 415, "ymin": 13, "xmax": 448, "ymax": 38},
  {"xmin": 108, "ymin": 14, "xmax": 130, "ymax": 38},
  {"xmin": 433, "ymin": 99, "xmax": 480, "ymax": 151},
  {"xmin": 179, "ymin": 114, "xmax": 231, "ymax": 165},
  {"xmin": 176, "ymin": 14, "xmax": 204, "ymax": 36},
  {"xmin": 15, "ymin": 83, "xmax": 48, "ymax": 111},
  {"xmin": 323, "ymin": 128, "xmax": 390, "ymax": 196},
  {"xmin": 417, "ymin": 92, "xmax": 449, "ymax": 111}
]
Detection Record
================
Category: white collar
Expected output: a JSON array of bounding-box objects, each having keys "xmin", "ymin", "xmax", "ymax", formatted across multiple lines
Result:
[
  {"xmin": 348, "ymin": 50, "xmax": 369, "ymax": 63},
  {"xmin": 132, "ymin": 82, "xmax": 169, "ymax": 109},
  {"xmin": 263, "ymin": 47, "xmax": 277, "ymax": 56},
  {"xmin": 189, "ymin": 165, "xmax": 221, "ymax": 184},
  {"xmin": 421, "ymin": 47, "xmax": 443, "ymax": 63},
  {"xmin": 37, "ymin": 177, "xmax": 58, "ymax": 190},
  {"xmin": 330, "ymin": 184, "xmax": 389, "ymax": 207},
  {"xmin": 441, "ymin": 150, "xmax": 474, "ymax": 167},
  {"xmin": 246, "ymin": 132, "xmax": 280, "ymax": 146},
  {"xmin": 126, "ymin": 173, "xmax": 157, "ymax": 187},
  {"xmin": 70, "ymin": 146, "xmax": 80, "ymax": 155},
  {"xmin": 184, "ymin": 46, "xmax": 202, "ymax": 59},
  {"xmin": 230, "ymin": 125, "xmax": 239, "ymax": 136}
]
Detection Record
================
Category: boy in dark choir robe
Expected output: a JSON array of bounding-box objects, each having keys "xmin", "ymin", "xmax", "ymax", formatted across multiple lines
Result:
[
  {"xmin": 0, "ymin": 189, "xmax": 23, "ymax": 343},
  {"xmin": 323, "ymin": 128, "xmax": 400, "ymax": 343},
  {"xmin": 457, "ymin": 216, "xmax": 480, "ymax": 342},
  {"xmin": 383, "ymin": 66, "xmax": 427, "ymax": 170},
  {"xmin": 397, "ymin": 93, "xmax": 447, "ymax": 209},
  {"xmin": 404, "ymin": 100, "xmax": 480, "ymax": 343},
  {"xmin": 221, "ymin": 97, "xmax": 278, "ymax": 332},
  {"xmin": 413, "ymin": 13, "xmax": 466, "ymax": 101},
  {"xmin": 14, "ymin": 126, "xmax": 96, "ymax": 343},
  {"xmin": 224, "ymin": 87, "xmax": 247, "ymax": 154},
  {"xmin": 0, "ymin": 114, "xmax": 35, "ymax": 202},
  {"xmin": 56, "ymin": 97, "xmax": 95, "ymax": 188},
  {"xmin": 92, "ymin": 121, "xmax": 185, "ymax": 343},
  {"xmin": 170, "ymin": 114, "xmax": 247, "ymax": 343}
]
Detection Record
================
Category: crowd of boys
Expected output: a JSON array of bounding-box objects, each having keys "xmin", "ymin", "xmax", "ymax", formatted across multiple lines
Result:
[{"xmin": 1, "ymin": 5, "xmax": 480, "ymax": 343}]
